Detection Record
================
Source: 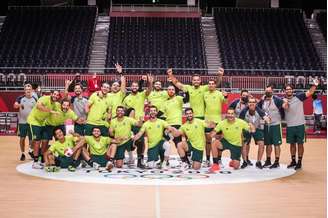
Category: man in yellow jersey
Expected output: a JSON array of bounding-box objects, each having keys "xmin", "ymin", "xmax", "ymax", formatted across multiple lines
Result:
[
  {"xmin": 85, "ymin": 82, "xmax": 111, "ymax": 136},
  {"xmin": 81, "ymin": 127, "xmax": 122, "ymax": 171},
  {"xmin": 133, "ymin": 106, "xmax": 174, "ymax": 169},
  {"xmin": 203, "ymin": 79, "xmax": 228, "ymax": 166},
  {"xmin": 162, "ymin": 85, "xmax": 185, "ymax": 147},
  {"xmin": 44, "ymin": 99, "xmax": 83, "ymax": 143},
  {"xmin": 27, "ymin": 90, "xmax": 60, "ymax": 169},
  {"xmin": 123, "ymin": 75, "xmax": 153, "ymax": 167},
  {"xmin": 167, "ymin": 67, "xmax": 224, "ymax": 119},
  {"xmin": 173, "ymin": 108, "xmax": 215, "ymax": 170},
  {"xmin": 147, "ymin": 79, "xmax": 169, "ymax": 118},
  {"xmin": 210, "ymin": 108, "xmax": 251, "ymax": 171},
  {"xmin": 44, "ymin": 127, "xmax": 85, "ymax": 172},
  {"xmin": 108, "ymin": 63, "xmax": 126, "ymax": 118},
  {"xmin": 109, "ymin": 106, "xmax": 143, "ymax": 168}
]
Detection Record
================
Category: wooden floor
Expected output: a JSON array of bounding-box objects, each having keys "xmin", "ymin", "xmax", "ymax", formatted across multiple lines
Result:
[{"xmin": 0, "ymin": 136, "xmax": 326, "ymax": 218}]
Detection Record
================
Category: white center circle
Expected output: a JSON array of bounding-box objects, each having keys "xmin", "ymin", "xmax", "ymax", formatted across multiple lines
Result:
[{"xmin": 16, "ymin": 156, "xmax": 296, "ymax": 185}]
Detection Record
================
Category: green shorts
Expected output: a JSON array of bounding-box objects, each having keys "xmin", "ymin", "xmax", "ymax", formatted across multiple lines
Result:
[
  {"xmin": 147, "ymin": 140, "xmax": 165, "ymax": 162},
  {"xmin": 55, "ymin": 156, "xmax": 75, "ymax": 168},
  {"xmin": 85, "ymin": 124, "xmax": 108, "ymax": 136},
  {"xmin": 187, "ymin": 141, "xmax": 204, "ymax": 163},
  {"xmin": 264, "ymin": 124, "xmax": 282, "ymax": 146},
  {"xmin": 74, "ymin": 124, "xmax": 85, "ymax": 136},
  {"xmin": 29, "ymin": 124, "xmax": 48, "ymax": 141},
  {"xmin": 286, "ymin": 124, "xmax": 306, "ymax": 144},
  {"xmin": 91, "ymin": 154, "xmax": 108, "ymax": 167},
  {"xmin": 115, "ymin": 139, "xmax": 133, "ymax": 160},
  {"xmin": 220, "ymin": 138, "xmax": 242, "ymax": 161},
  {"xmin": 244, "ymin": 129, "xmax": 264, "ymax": 145},
  {"xmin": 18, "ymin": 123, "xmax": 32, "ymax": 140}
]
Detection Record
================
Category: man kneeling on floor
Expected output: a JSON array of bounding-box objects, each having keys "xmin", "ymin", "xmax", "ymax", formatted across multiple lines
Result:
[
  {"xmin": 210, "ymin": 107, "xmax": 252, "ymax": 171},
  {"xmin": 44, "ymin": 127, "xmax": 85, "ymax": 172}
]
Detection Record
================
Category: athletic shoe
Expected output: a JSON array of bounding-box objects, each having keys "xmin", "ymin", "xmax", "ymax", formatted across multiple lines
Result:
[
  {"xmin": 240, "ymin": 161, "xmax": 248, "ymax": 169},
  {"xmin": 209, "ymin": 163, "xmax": 220, "ymax": 172},
  {"xmin": 203, "ymin": 160, "xmax": 211, "ymax": 167},
  {"xmin": 137, "ymin": 161, "xmax": 146, "ymax": 169},
  {"xmin": 294, "ymin": 162, "xmax": 302, "ymax": 170},
  {"xmin": 80, "ymin": 160, "xmax": 88, "ymax": 168},
  {"xmin": 92, "ymin": 162, "xmax": 100, "ymax": 170},
  {"xmin": 68, "ymin": 165, "xmax": 76, "ymax": 172},
  {"xmin": 263, "ymin": 160, "xmax": 272, "ymax": 168},
  {"xmin": 20, "ymin": 153, "xmax": 26, "ymax": 161},
  {"xmin": 53, "ymin": 166, "xmax": 61, "ymax": 172},
  {"xmin": 28, "ymin": 149, "xmax": 34, "ymax": 159},
  {"xmin": 269, "ymin": 162, "xmax": 280, "ymax": 169},
  {"xmin": 32, "ymin": 162, "xmax": 43, "ymax": 169},
  {"xmin": 45, "ymin": 166, "xmax": 53, "ymax": 172},
  {"xmin": 246, "ymin": 159, "xmax": 253, "ymax": 166},
  {"xmin": 287, "ymin": 161, "xmax": 297, "ymax": 168},
  {"xmin": 160, "ymin": 160, "xmax": 169, "ymax": 170},
  {"xmin": 147, "ymin": 161, "xmax": 155, "ymax": 169},
  {"xmin": 106, "ymin": 161, "xmax": 114, "ymax": 171},
  {"xmin": 180, "ymin": 162, "xmax": 190, "ymax": 171},
  {"xmin": 255, "ymin": 161, "xmax": 263, "ymax": 169},
  {"xmin": 218, "ymin": 160, "xmax": 224, "ymax": 169}
]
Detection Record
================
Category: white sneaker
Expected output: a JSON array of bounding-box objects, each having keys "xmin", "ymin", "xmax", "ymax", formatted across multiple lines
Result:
[
  {"xmin": 106, "ymin": 161, "xmax": 114, "ymax": 171},
  {"xmin": 128, "ymin": 151, "xmax": 135, "ymax": 165},
  {"xmin": 161, "ymin": 160, "xmax": 169, "ymax": 170},
  {"xmin": 92, "ymin": 162, "xmax": 100, "ymax": 170},
  {"xmin": 180, "ymin": 162, "xmax": 189, "ymax": 171},
  {"xmin": 147, "ymin": 161, "xmax": 155, "ymax": 169},
  {"xmin": 32, "ymin": 162, "xmax": 43, "ymax": 169}
]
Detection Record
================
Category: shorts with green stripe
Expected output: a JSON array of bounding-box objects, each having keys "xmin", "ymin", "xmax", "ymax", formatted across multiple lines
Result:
[
  {"xmin": 286, "ymin": 124, "xmax": 306, "ymax": 144},
  {"xmin": 187, "ymin": 141, "xmax": 204, "ymax": 163},
  {"xmin": 91, "ymin": 154, "xmax": 108, "ymax": 167},
  {"xmin": 264, "ymin": 124, "xmax": 282, "ymax": 146},
  {"xmin": 220, "ymin": 138, "xmax": 242, "ymax": 161},
  {"xmin": 29, "ymin": 124, "xmax": 48, "ymax": 141},
  {"xmin": 18, "ymin": 123, "xmax": 32, "ymax": 140},
  {"xmin": 85, "ymin": 124, "xmax": 108, "ymax": 136},
  {"xmin": 243, "ymin": 129, "xmax": 264, "ymax": 145},
  {"xmin": 115, "ymin": 139, "xmax": 133, "ymax": 160},
  {"xmin": 147, "ymin": 140, "xmax": 165, "ymax": 162},
  {"xmin": 55, "ymin": 156, "xmax": 78, "ymax": 168}
]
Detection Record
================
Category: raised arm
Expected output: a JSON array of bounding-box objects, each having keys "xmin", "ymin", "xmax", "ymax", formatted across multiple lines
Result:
[
  {"xmin": 306, "ymin": 78, "xmax": 319, "ymax": 98},
  {"xmin": 216, "ymin": 67, "xmax": 224, "ymax": 88},
  {"xmin": 167, "ymin": 68, "xmax": 184, "ymax": 90},
  {"xmin": 145, "ymin": 74, "xmax": 154, "ymax": 96},
  {"xmin": 64, "ymin": 80, "xmax": 73, "ymax": 100},
  {"xmin": 115, "ymin": 63, "xmax": 126, "ymax": 94}
]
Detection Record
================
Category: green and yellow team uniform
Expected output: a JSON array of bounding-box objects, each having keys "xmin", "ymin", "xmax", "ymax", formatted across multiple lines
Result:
[
  {"xmin": 140, "ymin": 119, "xmax": 169, "ymax": 161},
  {"xmin": 85, "ymin": 92, "xmax": 111, "ymax": 136},
  {"xmin": 45, "ymin": 103, "xmax": 78, "ymax": 140},
  {"xmin": 215, "ymin": 118, "xmax": 249, "ymax": 160},
  {"xmin": 27, "ymin": 96, "xmax": 58, "ymax": 140},
  {"xmin": 110, "ymin": 117, "xmax": 137, "ymax": 160},
  {"xmin": 108, "ymin": 91, "xmax": 125, "ymax": 118},
  {"xmin": 85, "ymin": 136, "xmax": 112, "ymax": 167},
  {"xmin": 204, "ymin": 90, "xmax": 226, "ymax": 124},
  {"xmin": 163, "ymin": 96, "xmax": 183, "ymax": 126},
  {"xmin": 180, "ymin": 119, "xmax": 207, "ymax": 162},
  {"xmin": 147, "ymin": 90, "xmax": 169, "ymax": 114},
  {"xmin": 49, "ymin": 135, "xmax": 79, "ymax": 168},
  {"xmin": 123, "ymin": 91, "xmax": 146, "ymax": 120},
  {"xmin": 182, "ymin": 84, "xmax": 208, "ymax": 118}
]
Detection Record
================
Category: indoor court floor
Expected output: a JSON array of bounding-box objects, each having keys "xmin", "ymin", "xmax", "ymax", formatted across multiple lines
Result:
[{"xmin": 0, "ymin": 136, "xmax": 326, "ymax": 218}]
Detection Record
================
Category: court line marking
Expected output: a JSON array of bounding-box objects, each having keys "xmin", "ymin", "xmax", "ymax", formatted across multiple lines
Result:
[{"xmin": 155, "ymin": 184, "xmax": 161, "ymax": 218}]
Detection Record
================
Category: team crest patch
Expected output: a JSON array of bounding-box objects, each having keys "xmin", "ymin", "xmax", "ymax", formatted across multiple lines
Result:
[{"xmin": 17, "ymin": 156, "xmax": 296, "ymax": 185}]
